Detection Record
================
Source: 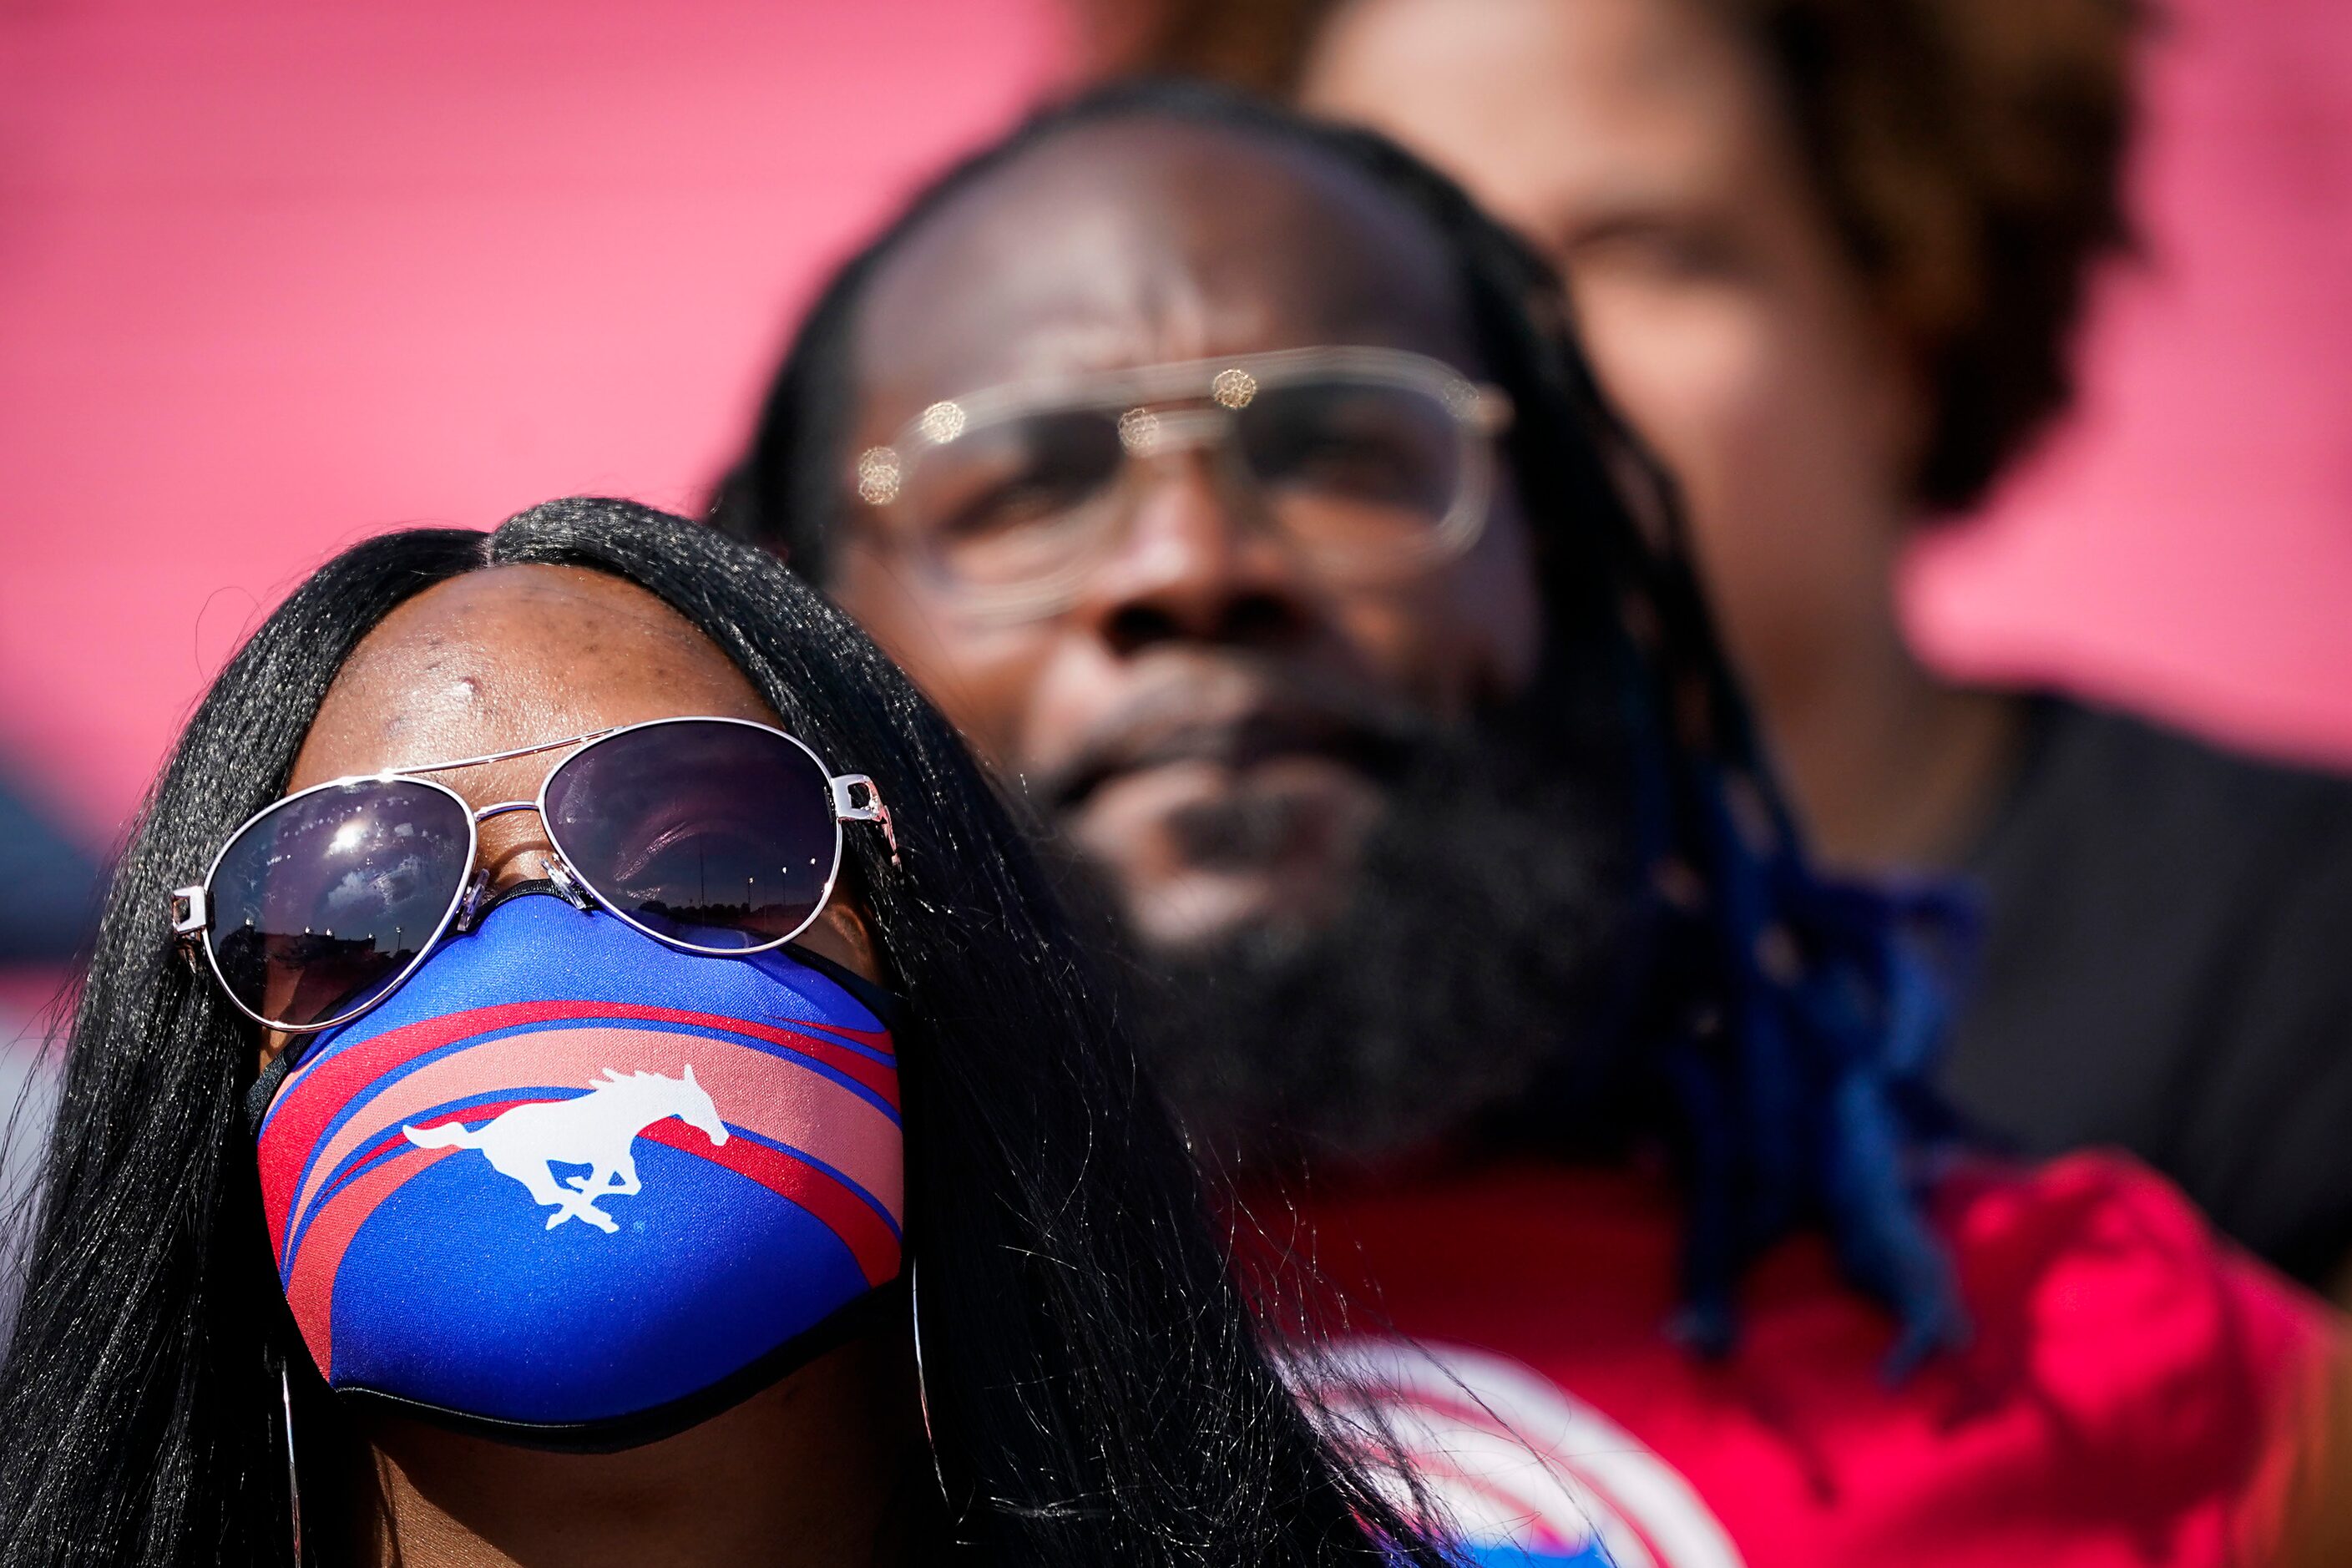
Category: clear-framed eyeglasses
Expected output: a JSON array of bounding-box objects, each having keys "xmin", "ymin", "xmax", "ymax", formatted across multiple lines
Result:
[{"xmin": 848, "ymin": 345, "xmax": 1513, "ymax": 623}]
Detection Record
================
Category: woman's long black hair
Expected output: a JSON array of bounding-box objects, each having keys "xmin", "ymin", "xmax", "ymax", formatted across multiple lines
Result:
[
  {"xmin": 716, "ymin": 79, "xmax": 1973, "ymax": 1373},
  {"xmin": 0, "ymin": 497, "xmax": 1452, "ymax": 1566}
]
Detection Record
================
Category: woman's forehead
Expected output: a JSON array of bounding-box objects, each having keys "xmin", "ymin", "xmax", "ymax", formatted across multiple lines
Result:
[{"xmin": 288, "ymin": 564, "xmax": 775, "ymax": 791}]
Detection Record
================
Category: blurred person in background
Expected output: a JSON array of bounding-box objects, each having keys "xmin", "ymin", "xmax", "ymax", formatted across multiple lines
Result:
[
  {"xmin": 717, "ymin": 83, "xmax": 2347, "ymax": 1566},
  {"xmin": 0, "ymin": 772, "xmax": 100, "ymax": 969},
  {"xmin": 1075, "ymin": 0, "xmax": 2352, "ymax": 1299},
  {"xmin": 0, "ymin": 499, "xmax": 1448, "ymax": 1568},
  {"xmin": 0, "ymin": 771, "xmax": 97, "ymax": 1294}
]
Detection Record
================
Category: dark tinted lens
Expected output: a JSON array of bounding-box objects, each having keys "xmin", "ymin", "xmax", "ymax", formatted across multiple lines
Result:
[
  {"xmin": 1237, "ymin": 378, "xmax": 1461, "ymax": 554},
  {"xmin": 206, "ymin": 781, "xmax": 472, "ymax": 1030},
  {"xmin": 544, "ymin": 721, "xmax": 838, "ymax": 951}
]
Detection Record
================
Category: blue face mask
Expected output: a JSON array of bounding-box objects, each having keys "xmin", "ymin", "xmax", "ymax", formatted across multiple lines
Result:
[{"xmin": 253, "ymin": 892, "xmax": 905, "ymax": 1450}]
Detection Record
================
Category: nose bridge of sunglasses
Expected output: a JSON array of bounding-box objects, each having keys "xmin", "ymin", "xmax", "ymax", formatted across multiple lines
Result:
[
  {"xmin": 462, "ymin": 798, "xmax": 598, "ymax": 910},
  {"xmin": 462, "ymin": 794, "xmax": 569, "ymax": 894}
]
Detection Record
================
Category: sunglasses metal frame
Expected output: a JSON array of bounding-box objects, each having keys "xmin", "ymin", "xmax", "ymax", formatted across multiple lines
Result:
[
  {"xmin": 169, "ymin": 715, "xmax": 896, "ymax": 1035},
  {"xmin": 849, "ymin": 344, "xmax": 1513, "ymax": 622}
]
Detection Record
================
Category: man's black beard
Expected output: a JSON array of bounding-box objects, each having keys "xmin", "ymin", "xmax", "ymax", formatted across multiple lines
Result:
[{"xmin": 1090, "ymin": 662, "xmax": 1646, "ymax": 1176}]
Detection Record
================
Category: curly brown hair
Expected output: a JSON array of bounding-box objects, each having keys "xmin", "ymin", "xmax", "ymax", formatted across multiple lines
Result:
[{"xmin": 1076, "ymin": 0, "xmax": 2146, "ymax": 513}]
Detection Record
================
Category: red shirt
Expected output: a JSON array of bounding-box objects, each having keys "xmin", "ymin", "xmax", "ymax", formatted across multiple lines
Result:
[{"xmin": 1272, "ymin": 1153, "xmax": 2338, "ymax": 1568}]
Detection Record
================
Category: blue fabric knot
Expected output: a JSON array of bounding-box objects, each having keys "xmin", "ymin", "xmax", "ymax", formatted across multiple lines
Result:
[{"xmin": 1665, "ymin": 776, "xmax": 1981, "ymax": 1378}]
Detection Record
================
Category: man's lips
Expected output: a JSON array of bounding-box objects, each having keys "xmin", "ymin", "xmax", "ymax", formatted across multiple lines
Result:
[
  {"xmin": 1044, "ymin": 710, "xmax": 1399, "ymax": 814},
  {"xmin": 1034, "ymin": 674, "xmax": 1421, "ymax": 815}
]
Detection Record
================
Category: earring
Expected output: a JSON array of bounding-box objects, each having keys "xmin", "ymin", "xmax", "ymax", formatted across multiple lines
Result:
[{"xmin": 281, "ymin": 1360, "xmax": 305, "ymax": 1568}]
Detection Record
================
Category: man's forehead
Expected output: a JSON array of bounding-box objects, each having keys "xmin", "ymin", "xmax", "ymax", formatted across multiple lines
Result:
[{"xmin": 852, "ymin": 118, "xmax": 1483, "ymax": 412}]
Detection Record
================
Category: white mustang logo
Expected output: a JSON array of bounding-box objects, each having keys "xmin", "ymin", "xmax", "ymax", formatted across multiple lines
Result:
[{"xmin": 404, "ymin": 1066, "xmax": 729, "ymax": 1233}]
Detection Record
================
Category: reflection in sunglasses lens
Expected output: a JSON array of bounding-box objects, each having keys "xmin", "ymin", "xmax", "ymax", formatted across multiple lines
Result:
[
  {"xmin": 207, "ymin": 781, "xmax": 473, "ymax": 1031},
  {"xmin": 544, "ymin": 722, "xmax": 838, "ymax": 951}
]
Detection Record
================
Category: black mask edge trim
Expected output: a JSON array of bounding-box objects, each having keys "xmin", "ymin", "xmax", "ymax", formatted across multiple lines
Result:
[
  {"xmin": 781, "ymin": 942, "xmax": 914, "ymax": 1038},
  {"xmin": 458, "ymin": 888, "xmax": 911, "ymax": 1034},
  {"xmin": 244, "ymin": 1050, "xmax": 296, "ymax": 1141},
  {"xmin": 473, "ymin": 878, "xmax": 570, "ymax": 923},
  {"xmin": 329, "ymin": 1274, "xmax": 907, "ymax": 1454}
]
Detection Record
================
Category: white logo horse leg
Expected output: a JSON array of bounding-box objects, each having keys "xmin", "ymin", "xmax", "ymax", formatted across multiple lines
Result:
[
  {"xmin": 514, "ymin": 1147, "xmax": 627, "ymax": 1233},
  {"xmin": 556, "ymin": 1149, "xmax": 645, "ymax": 1232}
]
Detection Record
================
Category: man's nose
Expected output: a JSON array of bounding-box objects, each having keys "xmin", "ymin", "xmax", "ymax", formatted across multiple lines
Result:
[{"xmin": 1075, "ymin": 453, "xmax": 1317, "ymax": 656}]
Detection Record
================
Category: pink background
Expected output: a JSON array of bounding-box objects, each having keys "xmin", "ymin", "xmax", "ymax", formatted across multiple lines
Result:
[
  {"xmin": 1, "ymin": 0, "xmax": 2348, "ymax": 855},
  {"xmin": 1905, "ymin": 0, "xmax": 2352, "ymax": 767}
]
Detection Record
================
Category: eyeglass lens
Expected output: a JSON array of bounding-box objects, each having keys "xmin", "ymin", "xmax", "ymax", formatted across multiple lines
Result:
[
  {"xmin": 898, "ymin": 375, "xmax": 1466, "ymax": 590},
  {"xmin": 543, "ymin": 721, "xmax": 842, "ymax": 952},
  {"xmin": 205, "ymin": 780, "xmax": 473, "ymax": 1032},
  {"xmin": 1237, "ymin": 377, "xmax": 1462, "ymax": 555}
]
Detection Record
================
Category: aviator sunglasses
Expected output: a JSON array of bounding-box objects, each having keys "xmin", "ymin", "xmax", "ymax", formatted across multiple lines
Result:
[
  {"xmin": 170, "ymin": 716, "xmax": 898, "ymax": 1035},
  {"xmin": 851, "ymin": 345, "xmax": 1511, "ymax": 622}
]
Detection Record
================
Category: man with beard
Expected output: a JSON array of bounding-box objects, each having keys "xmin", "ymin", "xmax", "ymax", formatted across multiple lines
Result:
[
  {"xmin": 716, "ymin": 84, "xmax": 2343, "ymax": 1567},
  {"xmin": 1086, "ymin": 0, "xmax": 2352, "ymax": 1302}
]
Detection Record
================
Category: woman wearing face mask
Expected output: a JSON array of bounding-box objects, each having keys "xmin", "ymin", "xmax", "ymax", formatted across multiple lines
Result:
[{"xmin": 0, "ymin": 497, "xmax": 1449, "ymax": 1568}]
